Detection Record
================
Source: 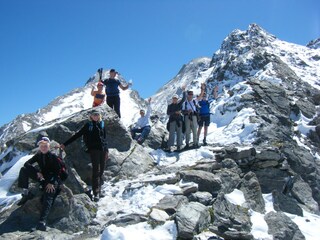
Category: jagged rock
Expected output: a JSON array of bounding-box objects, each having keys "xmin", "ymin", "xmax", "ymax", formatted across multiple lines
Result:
[
  {"xmin": 155, "ymin": 195, "xmax": 189, "ymax": 215},
  {"xmin": 252, "ymin": 148, "xmax": 282, "ymax": 169},
  {"xmin": 265, "ymin": 211, "xmax": 305, "ymax": 240},
  {"xmin": 117, "ymin": 144, "xmax": 155, "ymax": 178},
  {"xmin": 214, "ymin": 169, "xmax": 241, "ymax": 194},
  {"xmin": 212, "ymin": 193, "xmax": 252, "ymax": 238},
  {"xmin": 209, "ymin": 225, "xmax": 253, "ymax": 240},
  {"xmin": 175, "ymin": 202, "xmax": 211, "ymax": 239},
  {"xmin": 272, "ymin": 190, "xmax": 303, "ymax": 216},
  {"xmin": 224, "ymin": 147, "xmax": 256, "ymax": 160},
  {"xmin": 291, "ymin": 176, "xmax": 319, "ymax": 213},
  {"xmin": 179, "ymin": 170, "xmax": 221, "ymax": 195},
  {"xmin": 189, "ymin": 191, "xmax": 213, "ymax": 206},
  {"xmin": 0, "ymin": 228, "xmax": 74, "ymax": 240},
  {"xmin": 238, "ymin": 171, "xmax": 265, "ymax": 213},
  {"xmin": 0, "ymin": 192, "xmax": 96, "ymax": 234},
  {"xmin": 142, "ymin": 120, "xmax": 167, "ymax": 150},
  {"xmin": 255, "ymin": 168, "xmax": 288, "ymax": 193},
  {"xmin": 149, "ymin": 208, "xmax": 170, "ymax": 223},
  {"xmin": 108, "ymin": 213, "xmax": 148, "ymax": 227},
  {"xmin": 282, "ymin": 144, "xmax": 320, "ymax": 204}
]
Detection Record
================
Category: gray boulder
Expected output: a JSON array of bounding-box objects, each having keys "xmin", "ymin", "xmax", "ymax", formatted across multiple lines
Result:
[
  {"xmin": 272, "ymin": 190, "xmax": 303, "ymax": 216},
  {"xmin": 175, "ymin": 202, "xmax": 211, "ymax": 239},
  {"xmin": 179, "ymin": 170, "xmax": 222, "ymax": 196},
  {"xmin": 212, "ymin": 193, "xmax": 252, "ymax": 238},
  {"xmin": 238, "ymin": 171, "xmax": 265, "ymax": 213},
  {"xmin": 265, "ymin": 211, "xmax": 305, "ymax": 240},
  {"xmin": 155, "ymin": 195, "xmax": 189, "ymax": 215},
  {"xmin": 189, "ymin": 191, "xmax": 213, "ymax": 206}
]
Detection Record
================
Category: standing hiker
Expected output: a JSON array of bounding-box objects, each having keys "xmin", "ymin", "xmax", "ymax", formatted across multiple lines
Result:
[
  {"xmin": 91, "ymin": 82, "xmax": 106, "ymax": 107},
  {"xmin": 60, "ymin": 109, "xmax": 108, "ymax": 202},
  {"xmin": 17, "ymin": 137, "xmax": 63, "ymax": 231},
  {"xmin": 131, "ymin": 98, "xmax": 152, "ymax": 144},
  {"xmin": 166, "ymin": 86, "xmax": 186, "ymax": 152},
  {"xmin": 182, "ymin": 84, "xmax": 205, "ymax": 149},
  {"xmin": 101, "ymin": 69, "xmax": 130, "ymax": 118}
]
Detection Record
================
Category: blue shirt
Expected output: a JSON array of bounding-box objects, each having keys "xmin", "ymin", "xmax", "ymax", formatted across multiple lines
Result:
[
  {"xmin": 198, "ymin": 99, "xmax": 213, "ymax": 116},
  {"xmin": 103, "ymin": 78, "xmax": 121, "ymax": 96}
]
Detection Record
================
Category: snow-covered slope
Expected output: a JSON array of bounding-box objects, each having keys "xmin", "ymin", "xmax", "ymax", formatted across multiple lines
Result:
[{"xmin": 0, "ymin": 71, "xmax": 145, "ymax": 146}]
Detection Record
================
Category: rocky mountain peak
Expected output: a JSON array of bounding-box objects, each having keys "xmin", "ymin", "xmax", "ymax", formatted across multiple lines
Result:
[{"xmin": 307, "ymin": 38, "xmax": 320, "ymax": 49}]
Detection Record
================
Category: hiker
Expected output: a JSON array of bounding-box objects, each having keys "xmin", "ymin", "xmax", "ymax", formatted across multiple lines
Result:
[
  {"xmin": 182, "ymin": 84, "xmax": 205, "ymax": 149},
  {"xmin": 197, "ymin": 85, "xmax": 218, "ymax": 146},
  {"xmin": 17, "ymin": 137, "xmax": 62, "ymax": 231},
  {"xmin": 60, "ymin": 109, "xmax": 108, "ymax": 202},
  {"xmin": 166, "ymin": 86, "xmax": 186, "ymax": 152},
  {"xmin": 101, "ymin": 69, "xmax": 130, "ymax": 118},
  {"xmin": 131, "ymin": 98, "xmax": 152, "ymax": 144},
  {"xmin": 91, "ymin": 82, "xmax": 106, "ymax": 107}
]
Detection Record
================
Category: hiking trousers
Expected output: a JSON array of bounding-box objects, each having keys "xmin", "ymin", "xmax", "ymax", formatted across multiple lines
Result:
[
  {"xmin": 185, "ymin": 115, "xmax": 198, "ymax": 145},
  {"xmin": 18, "ymin": 166, "xmax": 60, "ymax": 223},
  {"xmin": 107, "ymin": 95, "xmax": 121, "ymax": 118},
  {"xmin": 89, "ymin": 149, "xmax": 106, "ymax": 196},
  {"xmin": 168, "ymin": 120, "xmax": 183, "ymax": 148},
  {"xmin": 131, "ymin": 126, "xmax": 151, "ymax": 140}
]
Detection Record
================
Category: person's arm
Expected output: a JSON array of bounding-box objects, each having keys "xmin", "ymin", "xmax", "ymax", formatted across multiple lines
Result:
[
  {"xmin": 213, "ymin": 85, "xmax": 219, "ymax": 99},
  {"xmin": 178, "ymin": 91, "xmax": 187, "ymax": 108},
  {"xmin": 197, "ymin": 83, "xmax": 206, "ymax": 101},
  {"xmin": 91, "ymin": 88, "xmax": 96, "ymax": 97},
  {"xmin": 119, "ymin": 83, "xmax": 129, "ymax": 90},
  {"xmin": 62, "ymin": 124, "xmax": 87, "ymax": 147},
  {"xmin": 24, "ymin": 154, "xmax": 38, "ymax": 168}
]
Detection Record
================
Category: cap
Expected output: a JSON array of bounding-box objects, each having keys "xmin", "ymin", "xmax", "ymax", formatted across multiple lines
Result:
[
  {"xmin": 172, "ymin": 94, "xmax": 179, "ymax": 99},
  {"xmin": 187, "ymin": 90, "xmax": 193, "ymax": 95},
  {"xmin": 140, "ymin": 109, "xmax": 145, "ymax": 113},
  {"xmin": 110, "ymin": 69, "xmax": 116, "ymax": 73},
  {"xmin": 37, "ymin": 137, "xmax": 50, "ymax": 146},
  {"xmin": 90, "ymin": 109, "xmax": 100, "ymax": 115},
  {"xmin": 97, "ymin": 82, "xmax": 104, "ymax": 87}
]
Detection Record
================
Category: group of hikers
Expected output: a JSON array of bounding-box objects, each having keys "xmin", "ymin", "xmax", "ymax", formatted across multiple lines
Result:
[{"xmin": 16, "ymin": 68, "xmax": 218, "ymax": 231}]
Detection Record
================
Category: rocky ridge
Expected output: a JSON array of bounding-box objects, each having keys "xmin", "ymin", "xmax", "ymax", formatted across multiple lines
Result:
[{"xmin": 0, "ymin": 24, "xmax": 320, "ymax": 239}]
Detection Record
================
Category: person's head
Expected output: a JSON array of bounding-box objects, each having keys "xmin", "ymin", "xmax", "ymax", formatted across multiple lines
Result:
[
  {"xmin": 202, "ymin": 93, "xmax": 207, "ymax": 100},
  {"xmin": 187, "ymin": 90, "xmax": 194, "ymax": 101},
  {"xmin": 90, "ymin": 110, "xmax": 101, "ymax": 122},
  {"xmin": 109, "ymin": 69, "xmax": 117, "ymax": 79},
  {"xmin": 172, "ymin": 94, "xmax": 179, "ymax": 104},
  {"xmin": 97, "ymin": 82, "xmax": 104, "ymax": 90},
  {"xmin": 37, "ymin": 137, "xmax": 50, "ymax": 154},
  {"xmin": 140, "ymin": 109, "xmax": 145, "ymax": 117}
]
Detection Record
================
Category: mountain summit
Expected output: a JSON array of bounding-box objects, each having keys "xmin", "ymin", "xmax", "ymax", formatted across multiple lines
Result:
[{"xmin": 0, "ymin": 24, "xmax": 320, "ymax": 239}]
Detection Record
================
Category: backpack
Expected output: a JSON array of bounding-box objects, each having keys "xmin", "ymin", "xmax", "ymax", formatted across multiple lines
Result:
[
  {"xmin": 81, "ymin": 121, "xmax": 105, "ymax": 152},
  {"xmin": 184, "ymin": 100, "xmax": 200, "ymax": 121},
  {"xmin": 57, "ymin": 156, "xmax": 68, "ymax": 181}
]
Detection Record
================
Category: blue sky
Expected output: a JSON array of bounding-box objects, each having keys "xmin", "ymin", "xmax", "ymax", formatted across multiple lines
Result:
[{"xmin": 0, "ymin": 0, "xmax": 319, "ymax": 126}]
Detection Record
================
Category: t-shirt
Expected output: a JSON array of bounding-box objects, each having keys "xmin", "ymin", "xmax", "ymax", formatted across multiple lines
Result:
[
  {"xmin": 182, "ymin": 99, "xmax": 198, "ymax": 113},
  {"xmin": 103, "ymin": 78, "xmax": 121, "ymax": 96}
]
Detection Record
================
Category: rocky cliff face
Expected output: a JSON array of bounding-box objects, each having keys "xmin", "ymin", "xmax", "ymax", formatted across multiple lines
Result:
[{"xmin": 0, "ymin": 24, "xmax": 320, "ymax": 239}]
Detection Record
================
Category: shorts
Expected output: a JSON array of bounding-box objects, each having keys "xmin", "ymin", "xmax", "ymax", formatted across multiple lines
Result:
[{"xmin": 198, "ymin": 115, "xmax": 210, "ymax": 127}]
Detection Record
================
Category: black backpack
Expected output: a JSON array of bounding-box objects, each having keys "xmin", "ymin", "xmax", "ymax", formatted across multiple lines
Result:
[{"xmin": 57, "ymin": 156, "xmax": 68, "ymax": 181}]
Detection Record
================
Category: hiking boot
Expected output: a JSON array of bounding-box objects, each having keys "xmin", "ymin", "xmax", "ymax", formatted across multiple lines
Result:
[
  {"xmin": 17, "ymin": 192, "xmax": 34, "ymax": 206},
  {"xmin": 193, "ymin": 144, "xmax": 199, "ymax": 149},
  {"xmin": 203, "ymin": 139, "xmax": 207, "ymax": 146},
  {"xmin": 174, "ymin": 146, "xmax": 181, "ymax": 152},
  {"xmin": 36, "ymin": 221, "xmax": 46, "ymax": 231},
  {"xmin": 137, "ymin": 137, "xmax": 143, "ymax": 145},
  {"xmin": 183, "ymin": 144, "xmax": 190, "ymax": 150},
  {"xmin": 93, "ymin": 195, "xmax": 99, "ymax": 202}
]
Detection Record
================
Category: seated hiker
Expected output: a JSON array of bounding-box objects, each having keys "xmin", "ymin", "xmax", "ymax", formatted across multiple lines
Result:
[
  {"xmin": 17, "ymin": 137, "xmax": 63, "ymax": 231},
  {"xmin": 197, "ymin": 85, "xmax": 218, "ymax": 146},
  {"xmin": 91, "ymin": 82, "xmax": 106, "ymax": 107},
  {"xmin": 131, "ymin": 98, "xmax": 152, "ymax": 144},
  {"xmin": 182, "ymin": 84, "xmax": 205, "ymax": 149},
  {"xmin": 60, "ymin": 109, "xmax": 108, "ymax": 202},
  {"xmin": 166, "ymin": 86, "xmax": 186, "ymax": 152},
  {"xmin": 101, "ymin": 69, "xmax": 131, "ymax": 118}
]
